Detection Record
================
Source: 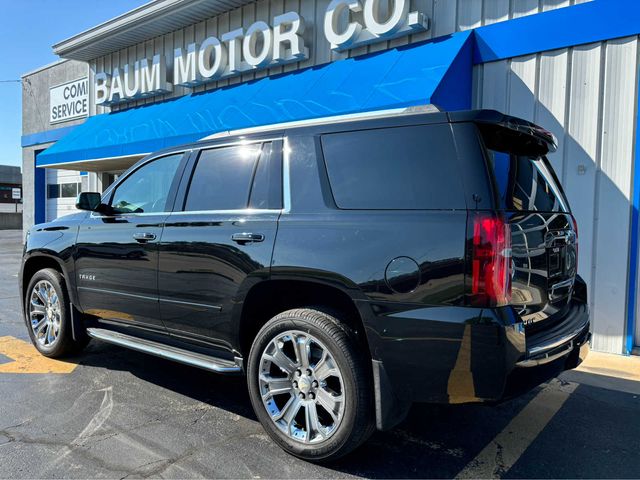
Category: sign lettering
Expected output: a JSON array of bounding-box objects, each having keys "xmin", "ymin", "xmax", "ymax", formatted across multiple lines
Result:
[
  {"xmin": 94, "ymin": 2, "xmax": 429, "ymax": 106},
  {"xmin": 324, "ymin": 0, "xmax": 428, "ymax": 51},
  {"xmin": 50, "ymin": 78, "xmax": 89, "ymax": 124},
  {"xmin": 96, "ymin": 12, "xmax": 307, "ymax": 106}
]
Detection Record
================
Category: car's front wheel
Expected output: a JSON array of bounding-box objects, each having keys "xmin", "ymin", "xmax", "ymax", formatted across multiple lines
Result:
[
  {"xmin": 24, "ymin": 268, "xmax": 89, "ymax": 358},
  {"xmin": 247, "ymin": 308, "xmax": 374, "ymax": 462}
]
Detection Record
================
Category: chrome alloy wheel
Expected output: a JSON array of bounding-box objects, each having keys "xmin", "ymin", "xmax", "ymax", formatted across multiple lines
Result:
[
  {"xmin": 28, "ymin": 280, "xmax": 62, "ymax": 347},
  {"xmin": 259, "ymin": 330, "xmax": 346, "ymax": 444}
]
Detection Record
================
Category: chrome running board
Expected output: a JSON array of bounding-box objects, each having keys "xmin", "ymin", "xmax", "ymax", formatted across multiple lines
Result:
[{"xmin": 86, "ymin": 327, "xmax": 242, "ymax": 374}]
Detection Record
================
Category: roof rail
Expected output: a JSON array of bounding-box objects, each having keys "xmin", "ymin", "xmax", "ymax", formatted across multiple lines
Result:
[{"xmin": 199, "ymin": 104, "xmax": 441, "ymax": 142}]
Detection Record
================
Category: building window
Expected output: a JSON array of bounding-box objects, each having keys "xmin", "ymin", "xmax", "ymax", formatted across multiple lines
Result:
[
  {"xmin": 0, "ymin": 185, "xmax": 17, "ymax": 202},
  {"xmin": 47, "ymin": 182, "xmax": 81, "ymax": 199},
  {"xmin": 47, "ymin": 184, "xmax": 59, "ymax": 199}
]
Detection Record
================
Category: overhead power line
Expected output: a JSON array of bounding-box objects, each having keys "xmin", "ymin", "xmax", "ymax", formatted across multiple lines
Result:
[{"xmin": 0, "ymin": 80, "xmax": 20, "ymax": 83}]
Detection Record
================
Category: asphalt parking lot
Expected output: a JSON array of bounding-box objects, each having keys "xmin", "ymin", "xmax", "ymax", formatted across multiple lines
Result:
[{"xmin": 0, "ymin": 229, "xmax": 639, "ymax": 479}]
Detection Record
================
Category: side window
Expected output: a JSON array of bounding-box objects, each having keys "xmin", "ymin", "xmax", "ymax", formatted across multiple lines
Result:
[
  {"xmin": 184, "ymin": 144, "xmax": 263, "ymax": 211},
  {"xmin": 110, "ymin": 154, "xmax": 183, "ymax": 214},
  {"xmin": 321, "ymin": 124, "xmax": 465, "ymax": 210},
  {"xmin": 249, "ymin": 142, "xmax": 283, "ymax": 210}
]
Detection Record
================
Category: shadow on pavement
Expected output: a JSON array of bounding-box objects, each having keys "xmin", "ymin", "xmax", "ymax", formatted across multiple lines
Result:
[{"xmin": 78, "ymin": 341, "xmax": 257, "ymax": 420}]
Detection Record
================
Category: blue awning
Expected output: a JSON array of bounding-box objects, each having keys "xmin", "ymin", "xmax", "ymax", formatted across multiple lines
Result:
[{"xmin": 37, "ymin": 31, "xmax": 473, "ymax": 168}]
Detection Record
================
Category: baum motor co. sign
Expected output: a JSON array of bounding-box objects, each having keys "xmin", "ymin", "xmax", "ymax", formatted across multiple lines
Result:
[
  {"xmin": 50, "ymin": 77, "xmax": 89, "ymax": 123},
  {"xmin": 95, "ymin": 0, "xmax": 429, "ymax": 106}
]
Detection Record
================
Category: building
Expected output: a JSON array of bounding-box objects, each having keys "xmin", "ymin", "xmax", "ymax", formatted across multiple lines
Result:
[
  {"xmin": 0, "ymin": 165, "xmax": 22, "ymax": 212},
  {"xmin": 0, "ymin": 165, "xmax": 23, "ymax": 229},
  {"xmin": 20, "ymin": 0, "xmax": 640, "ymax": 355}
]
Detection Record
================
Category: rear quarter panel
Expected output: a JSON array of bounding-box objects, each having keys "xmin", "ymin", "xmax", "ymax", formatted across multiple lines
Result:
[{"xmin": 272, "ymin": 211, "xmax": 467, "ymax": 306}]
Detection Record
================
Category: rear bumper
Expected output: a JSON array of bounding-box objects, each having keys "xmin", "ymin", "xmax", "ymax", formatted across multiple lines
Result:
[
  {"xmin": 360, "ymin": 299, "xmax": 590, "ymax": 430},
  {"xmin": 502, "ymin": 330, "xmax": 590, "ymax": 401},
  {"xmin": 517, "ymin": 303, "xmax": 590, "ymax": 368}
]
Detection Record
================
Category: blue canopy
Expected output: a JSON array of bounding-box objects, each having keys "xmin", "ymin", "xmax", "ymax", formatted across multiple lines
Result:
[{"xmin": 37, "ymin": 31, "xmax": 473, "ymax": 167}]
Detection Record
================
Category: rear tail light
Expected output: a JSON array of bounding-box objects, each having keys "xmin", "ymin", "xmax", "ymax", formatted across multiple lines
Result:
[{"xmin": 468, "ymin": 212, "xmax": 512, "ymax": 307}]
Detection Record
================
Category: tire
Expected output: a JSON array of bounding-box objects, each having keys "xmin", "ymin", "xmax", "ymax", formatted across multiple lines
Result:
[
  {"xmin": 24, "ymin": 268, "xmax": 90, "ymax": 358},
  {"xmin": 247, "ymin": 308, "xmax": 374, "ymax": 462}
]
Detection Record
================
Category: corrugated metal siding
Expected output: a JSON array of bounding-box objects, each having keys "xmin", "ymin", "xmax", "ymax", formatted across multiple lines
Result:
[
  {"xmin": 474, "ymin": 35, "xmax": 640, "ymax": 354},
  {"xmin": 92, "ymin": 0, "xmax": 590, "ymax": 113},
  {"xmin": 57, "ymin": 1, "xmax": 258, "ymax": 61},
  {"xmin": 595, "ymin": 37, "xmax": 638, "ymax": 353}
]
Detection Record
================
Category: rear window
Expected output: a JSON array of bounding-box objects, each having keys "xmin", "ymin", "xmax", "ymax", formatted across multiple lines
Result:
[
  {"xmin": 321, "ymin": 124, "xmax": 465, "ymax": 210},
  {"xmin": 484, "ymin": 150, "xmax": 568, "ymax": 213},
  {"xmin": 478, "ymin": 122, "xmax": 568, "ymax": 213}
]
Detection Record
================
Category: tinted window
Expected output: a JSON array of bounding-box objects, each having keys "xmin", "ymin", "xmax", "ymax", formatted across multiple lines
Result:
[
  {"xmin": 249, "ymin": 142, "xmax": 283, "ymax": 210},
  {"xmin": 321, "ymin": 124, "xmax": 464, "ymax": 210},
  {"xmin": 185, "ymin": 144, "xmax": 262, "ymax": 211},
  {"xmin": 110, "ymin": 154, "xmax": 183, "ymax": 214},
  {"xmin": 478, "ymin": 122, "xmax": 567, "ymax": 212},
  {"xmin": 485, "ymin": 150, "xmax": 568, "ymax": 213},
  {"xmin": 487, "ymin": 146, "xmax": 568, "ymax": 212}
]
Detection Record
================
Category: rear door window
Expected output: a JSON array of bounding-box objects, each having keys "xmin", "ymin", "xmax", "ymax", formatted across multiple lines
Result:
[
  {"xmin": 321, "ymin": 124, "xmax": 464, "ymax": 210},
  {"xmin": 184, "ymin": 144, "xmax": 263, "ymax": 211},
  {"xmin": 248, "ymin": 142, "xmax": 283, "ymax": 210}
]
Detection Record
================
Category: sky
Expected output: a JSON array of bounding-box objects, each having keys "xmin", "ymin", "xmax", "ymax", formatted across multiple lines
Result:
[{"xmin": 0, "ymin": 0, "xmax": 146, "ymax": 168}]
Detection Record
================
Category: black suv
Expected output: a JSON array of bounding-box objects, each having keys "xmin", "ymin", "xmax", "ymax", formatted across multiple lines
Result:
[{"xmin": 20, "ymin": 108, "xmax": 590, "ymax": 461}]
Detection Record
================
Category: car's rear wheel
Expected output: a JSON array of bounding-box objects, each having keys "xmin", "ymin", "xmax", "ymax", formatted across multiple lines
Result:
[
  {"xmin": 247, "ymin": 308, "xmax": 374, "ymax": 462},
  {"xmin": 25, "ymin": 268, "xmax": 89, "ymax": 358}
]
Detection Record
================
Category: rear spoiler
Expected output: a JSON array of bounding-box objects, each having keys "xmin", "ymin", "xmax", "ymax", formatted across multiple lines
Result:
[{"xmin": 450, "ymin": 110, "xmax": 558, "ymax": 156}]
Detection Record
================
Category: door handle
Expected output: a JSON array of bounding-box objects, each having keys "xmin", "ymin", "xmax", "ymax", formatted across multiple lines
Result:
[
  {"xmin": 133, "ymin": 232, "xmax": 157, "ymax": 243},
  {"xmin": 231, "ymin": 233, "xmax": 265, "ymax": 244}
]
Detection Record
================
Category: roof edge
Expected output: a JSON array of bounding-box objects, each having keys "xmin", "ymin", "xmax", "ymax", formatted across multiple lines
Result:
[
  {"xmin": 21, "ymin": 59, "xmax": 71, "ymax": 79},
  {"xmin": 53, "ymin": 0, "xmax": 190, "ymax": 57},
  {"xmin": 53, "ymin": 0, "xmax": 254, "ymax": 61}
]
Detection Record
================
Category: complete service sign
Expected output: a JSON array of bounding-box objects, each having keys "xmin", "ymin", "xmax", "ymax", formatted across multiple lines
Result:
[{"xmin": 50, "ymin": 77, "xmax": 89, "ymax": 124}]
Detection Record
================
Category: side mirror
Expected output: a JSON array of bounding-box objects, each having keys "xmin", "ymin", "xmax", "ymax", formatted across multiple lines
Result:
[{"xmin": 76, "ymin": 192, "xmax": 103, "ymax": 212}]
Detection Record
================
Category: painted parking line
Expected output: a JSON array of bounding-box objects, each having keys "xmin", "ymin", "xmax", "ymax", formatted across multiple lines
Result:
[
  {"xmin": 0, "ymin": 336, "xmax": 78, "ymax": 374},
  {"xmin": 456, "ymin": 379, "xmax": 578, "ymax": 479}
]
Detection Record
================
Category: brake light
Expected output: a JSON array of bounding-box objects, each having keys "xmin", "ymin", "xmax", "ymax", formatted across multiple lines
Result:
[{"xmin": 469, "ymin": 213, "xmax": 512, "ymax": 307}]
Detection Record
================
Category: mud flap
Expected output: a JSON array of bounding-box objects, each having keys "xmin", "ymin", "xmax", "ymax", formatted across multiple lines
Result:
[
  {"xmin": 70, "ymin": 303, "xmax": 89, "ymax": 343},
  {"xmin": 372, "ymin": 359, "xmax": 411, "ymax": 431}
]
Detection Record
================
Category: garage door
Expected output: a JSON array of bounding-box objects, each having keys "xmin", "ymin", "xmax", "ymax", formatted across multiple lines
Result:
[{"xmin": 45, "ymin": 169, "xmax": 82, "ymax": 222}]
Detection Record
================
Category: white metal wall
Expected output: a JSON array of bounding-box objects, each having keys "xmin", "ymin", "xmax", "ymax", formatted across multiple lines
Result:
[
  {"xmin": 45, "ymin": 169, "xmax": 83, "ymax": 222},
  {"xmin": 475, "ymin": 36, "xmax": 640, "ymax": 354},
  {"xmin": 90, "ymin": 0, "xmax": 591, "ymax": 114}
]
